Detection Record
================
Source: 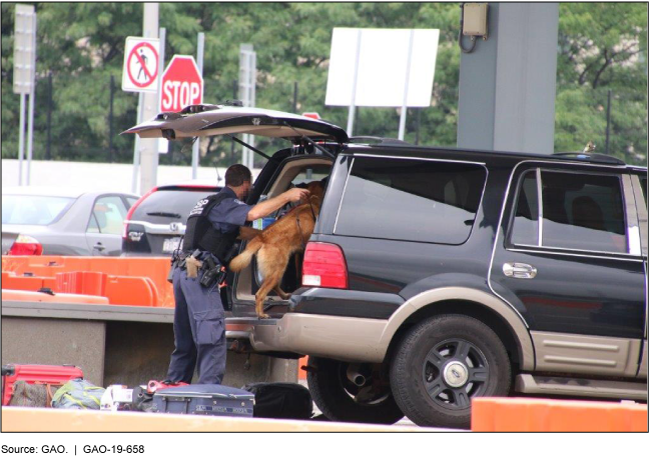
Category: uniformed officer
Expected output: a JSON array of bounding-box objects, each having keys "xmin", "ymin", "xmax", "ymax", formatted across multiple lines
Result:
[{"xmin": 166, "ymin": 164, "xmax": 309, "ymax": 384}]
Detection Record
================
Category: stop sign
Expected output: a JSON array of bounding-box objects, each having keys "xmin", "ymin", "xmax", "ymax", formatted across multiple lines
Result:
[{"xmin": 160, "ymin": 55, "xmax": 203, "ymax": 112}]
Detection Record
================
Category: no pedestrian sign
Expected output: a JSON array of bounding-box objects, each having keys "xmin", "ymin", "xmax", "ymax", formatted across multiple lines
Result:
[{"xmin": 122, "ymin": 36, "xmax": 160, "ymax": 93}]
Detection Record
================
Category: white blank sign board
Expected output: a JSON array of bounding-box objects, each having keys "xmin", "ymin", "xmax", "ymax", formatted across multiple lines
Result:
[{"xmin": 326, "ymin": 28, "xmax": 440, "ymax": 108}]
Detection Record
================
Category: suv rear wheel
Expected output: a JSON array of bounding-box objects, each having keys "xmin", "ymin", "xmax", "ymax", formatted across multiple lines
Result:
[
  {"xmin": 307, "ymin": 357, "xmax": 404, "ymax": 424},
  {"xmin": 389, "ymin": 314, "xmax": 511, "ymax": 429}
]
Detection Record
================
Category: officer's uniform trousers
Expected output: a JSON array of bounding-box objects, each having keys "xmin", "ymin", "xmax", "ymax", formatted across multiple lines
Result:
[{"xmin": 166, "ymin": 262, "xmax": 226, "ymax": 384}]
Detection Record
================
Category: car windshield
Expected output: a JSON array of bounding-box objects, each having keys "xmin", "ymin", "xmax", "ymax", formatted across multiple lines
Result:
[
  {"xmin": 132, "ymin": 188, "xmax": 217, "ymax": 224},
  {"xmin": 2, "ymin": 195, "xmax": 75, "ymax": 225}
]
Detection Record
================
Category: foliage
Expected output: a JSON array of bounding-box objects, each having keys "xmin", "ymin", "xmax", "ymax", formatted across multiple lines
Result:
[
  {"xmin": 0, "ymin": 3, "xmax": 647, "ymax": 167},
  {"xmin": 555, "ymin": 2, "xmax": 647, "ymax": 163}
]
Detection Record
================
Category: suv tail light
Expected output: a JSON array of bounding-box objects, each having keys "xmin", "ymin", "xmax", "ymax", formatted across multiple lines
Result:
[
  {"xmin": 302, "ymin": 242, "xmax": 348, "ymax": 289},
  {"xmin": 9, "ymin": 235, "xmax": 43, "ymax": 256},
  {"xmin": 122, "ymin": 187, "xmax": 157, "ymax": 239}
]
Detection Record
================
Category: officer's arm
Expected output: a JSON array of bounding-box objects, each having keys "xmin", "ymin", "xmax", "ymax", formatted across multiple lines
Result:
[{"xmin": 246, "ymin": 188, "xmax": 309, "ymax": 221}]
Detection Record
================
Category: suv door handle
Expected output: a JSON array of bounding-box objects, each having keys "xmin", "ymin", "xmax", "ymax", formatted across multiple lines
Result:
[
  {"xmin": 93, "ymin": 242, "xmax": 106, "ymax": 252},
  {"xmin": 503, "ymin": 262, "xmax": 537, "ymax": 279}
]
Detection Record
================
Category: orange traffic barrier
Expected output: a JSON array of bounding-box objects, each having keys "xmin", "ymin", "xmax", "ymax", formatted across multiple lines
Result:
[
  {"xmin": 1, "ymin": 271, "xmax": 57, "ymax": 291},
  {"xmin": 2, "ymin": 256, "xmax": 174, "ymax": 307},
  {"xmin": 471, "ymin": 397, "xmax": 648, "ymax": 432},
  {"xmin": 2, "ymin": 407, "xmax": 428, "ymax": 432},
  {"xmin": 2, "ymin": 289, "xmax": 109, "ymax": 305},
  {"xmin": 104, "ymin": 275, "xmax": 159, "ymax": 306},
  {"xmin": 55, "ymin": 271, "xmax": 107, "ymax": 296}
]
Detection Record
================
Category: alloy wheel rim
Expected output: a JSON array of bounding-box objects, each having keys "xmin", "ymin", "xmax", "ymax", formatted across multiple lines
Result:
[{"xmin": 422, "ymin": 338, "xmax": 489, "ymax": 410}]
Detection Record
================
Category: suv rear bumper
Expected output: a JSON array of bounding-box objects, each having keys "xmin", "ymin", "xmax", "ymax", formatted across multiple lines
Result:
[{"xmin": 228, "ymin": 313, "xmax": 389, "ymax": 363}]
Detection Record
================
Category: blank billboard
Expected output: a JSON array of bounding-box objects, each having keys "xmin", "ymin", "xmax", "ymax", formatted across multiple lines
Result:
[{"xmin": 325, "ymin": 28, "xmax": 440, "ymax": 108}]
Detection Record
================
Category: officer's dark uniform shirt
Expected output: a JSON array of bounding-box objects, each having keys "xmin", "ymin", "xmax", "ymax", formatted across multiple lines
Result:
[
  {"xmin": 207, "ymin": 186, "xmax": 252, "ymax": 234},
  {"xmin": 167, "ymin": 185, "xmax": 252, "ymax": 385}
]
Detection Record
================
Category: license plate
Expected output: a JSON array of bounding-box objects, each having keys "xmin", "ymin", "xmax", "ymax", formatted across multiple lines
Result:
[{"xmin": 163, "ymin": 237, "xmax": 181, "ymax": 253}]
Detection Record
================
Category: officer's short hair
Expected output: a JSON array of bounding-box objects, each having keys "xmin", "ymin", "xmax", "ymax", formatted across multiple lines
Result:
[{"xmin": 225, "ymin": 164, "xmax": 252, "ymax": 187}]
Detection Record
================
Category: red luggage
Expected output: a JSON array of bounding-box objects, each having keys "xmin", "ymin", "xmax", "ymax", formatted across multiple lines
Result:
[{"xmin": 1, "ymin": 364, "xmax": 84, "ymax": 406}]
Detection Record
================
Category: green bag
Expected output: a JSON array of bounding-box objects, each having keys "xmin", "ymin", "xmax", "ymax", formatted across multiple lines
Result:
[{"xmin": 51, "ymin": 378, "xmax": 105, "ymax": 410}]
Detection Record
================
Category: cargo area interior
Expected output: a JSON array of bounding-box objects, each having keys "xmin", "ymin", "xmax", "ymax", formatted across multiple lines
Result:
[{"xmin": 233, "ymin": 157, "xmax": 332, "ymax": 305}]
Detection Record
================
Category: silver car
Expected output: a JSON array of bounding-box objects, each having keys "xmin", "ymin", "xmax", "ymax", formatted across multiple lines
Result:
[{"xmin": 2, "ymin": 186, "xmax": 139, "ymax": 256}]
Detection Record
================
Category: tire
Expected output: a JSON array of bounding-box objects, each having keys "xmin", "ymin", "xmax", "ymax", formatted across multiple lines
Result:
[
  {"xmin": 307, "ymin": 357, "xmax": 404, "ymax": 424},
  {"xmin": 389, "ymin": 314, "xmax": 511, "ymax": 429}
]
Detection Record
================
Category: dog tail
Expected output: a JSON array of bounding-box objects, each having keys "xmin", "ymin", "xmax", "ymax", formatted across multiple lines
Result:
[{"xmin": 229, "ymin": 236, "xmax": 263, "ymax": 272}]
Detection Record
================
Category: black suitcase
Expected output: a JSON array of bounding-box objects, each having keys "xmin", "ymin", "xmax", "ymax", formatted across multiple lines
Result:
[
  {"xmin": 152, "ymin": 384, "xmax": 255, "ymax": 418},
  {"xmin": 243, "ymin": 382, "xmax": 313, "ymax": 419}
]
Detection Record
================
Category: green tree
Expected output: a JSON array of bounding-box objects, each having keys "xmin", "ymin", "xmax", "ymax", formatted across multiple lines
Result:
[
  {"xmin": 1, "ymin": 2, "xmax": 461, "ymax": 167},
  {"xmin": 555, "ymin": 2, "xmax": 647, "ymax": 164},
  {"xmin": 1, "ymin": 3, "xmax": 647, "ymax": 168}
]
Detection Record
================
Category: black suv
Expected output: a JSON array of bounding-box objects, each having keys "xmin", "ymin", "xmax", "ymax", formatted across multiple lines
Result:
[{"xmin": 127, "ymin": 105, "xmax": 648, "ymax": 429}]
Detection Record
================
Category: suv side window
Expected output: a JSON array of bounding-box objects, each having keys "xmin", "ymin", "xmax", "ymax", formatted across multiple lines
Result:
[
  {"xmin": 509, "ymin": 169, "xmax": 627, "ymax": 253},
  {"xmin": 335, "ymin": 157, "xmax": 486, "ymax": 244},
  {"xmin": 511, "ymin": 171, "xmax": 539, "ymax": 246}
]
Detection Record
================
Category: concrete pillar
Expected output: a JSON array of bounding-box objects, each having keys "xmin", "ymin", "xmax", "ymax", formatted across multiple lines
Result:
[{"xmin": 457, "ymin": 3, "xmax": 559, "ymax": 155}]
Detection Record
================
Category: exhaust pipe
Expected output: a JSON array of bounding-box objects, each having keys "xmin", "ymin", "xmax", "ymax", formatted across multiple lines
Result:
[{"xmin": 346, "ymin": 365, "xmax": 366, "ymax": 387}]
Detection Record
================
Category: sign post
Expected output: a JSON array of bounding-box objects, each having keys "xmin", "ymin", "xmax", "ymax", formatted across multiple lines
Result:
[
  {"xmin": 239, "ymin": 44, "xmax": 256, "ymax": 170},
  {"xmin": 191, "ymin": 33, "xmax": 205, "ymax": 179},
  {"xmin": 13, "ymin": 4, "xmax": 36, "ymax": 186},
  {"xmin": 122, "ymin": 31, "xmax": 161, "ymax": 194}
]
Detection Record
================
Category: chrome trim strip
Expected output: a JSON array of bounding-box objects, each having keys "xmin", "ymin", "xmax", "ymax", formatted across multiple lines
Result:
[
  {"xmin": 630, "ymin": 174, "xmax": 648, "ymax": 257},
  {"xmin": 543, "ymin": 356, "xmax": 617, "ymax": 367},
  {"xmin": 506, "ymin": 247, "xmax": 645, "ymax": 262},
  {"xmin": 333, "ymin": 157, "xmax": 354, "ymax": 234},
  {"xmin": 127, "ymin": 219, "xmax": 186, "ymax": 235},
  {"xmin": 622, "ymin": 174, "xmax": 641, "ymax": 256},
  {"xmin": 536, "ymin": 167, "xmax": 543, "ymax": 246},
  {"xmin": 507, "ymin": 244, "xmax": 643, "ymax": 260},
  {"xmin": 543, "ymin": 340, "xmax": 620, "ymax": 351},
  {"xmin": 347, "ymin": 152, "xmax": 486, "ymax": 166}
]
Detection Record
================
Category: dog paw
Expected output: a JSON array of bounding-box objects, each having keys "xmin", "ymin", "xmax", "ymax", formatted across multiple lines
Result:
[{"xmin": 257, "ymin": 314, "xmax": 270, "ymax": 319}]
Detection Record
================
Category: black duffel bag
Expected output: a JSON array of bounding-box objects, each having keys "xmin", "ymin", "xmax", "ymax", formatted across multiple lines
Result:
[{"xmin": 242, "ymin": 382, "xmax": 313, "ymax": 420}]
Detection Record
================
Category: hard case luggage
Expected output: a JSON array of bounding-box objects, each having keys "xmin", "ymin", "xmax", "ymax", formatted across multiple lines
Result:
[
  {"xmin": 243, "ymin": 382, "xmax": 313, "ymax": 419},
  {"xmin": 152, "ymin": 384, "xmax": 255, "ymax": 418},
  {"xmin": 1, "ymin": 364, "xmax": 84, "ymax": 406}
]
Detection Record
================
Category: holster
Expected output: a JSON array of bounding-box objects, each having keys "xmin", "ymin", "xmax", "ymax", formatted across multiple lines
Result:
[
  {"xmin": 186, "ymin": 257, "xmax": 203, "ymax": 279},
  {"xmin": 198, "ymin": 255, "xmax": 226, "ymax": 289}
]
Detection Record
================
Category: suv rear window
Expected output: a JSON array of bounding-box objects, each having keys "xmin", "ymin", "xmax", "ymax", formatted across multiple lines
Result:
[
  {"xmin": 335, "ymin": 157, "xmax": 486, "ymax": 244},
  {"xmin": 132, "ymin": 188, "xmax": 216, "ymax": 224}
]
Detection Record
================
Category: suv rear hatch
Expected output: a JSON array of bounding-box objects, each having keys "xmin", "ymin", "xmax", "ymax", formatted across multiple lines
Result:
[
  {"xmin": 123, "ymin": 104, "xmax": 348, "ymax": 144},
  {"xmin": 122, "ymin": 185, "xmax": 219, "ymax": 256}
]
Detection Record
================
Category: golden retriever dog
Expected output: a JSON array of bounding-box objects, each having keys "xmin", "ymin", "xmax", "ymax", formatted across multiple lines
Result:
[{"xmin": 230, "ymin": 181, "xmax": 325, "ymax": 318}]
